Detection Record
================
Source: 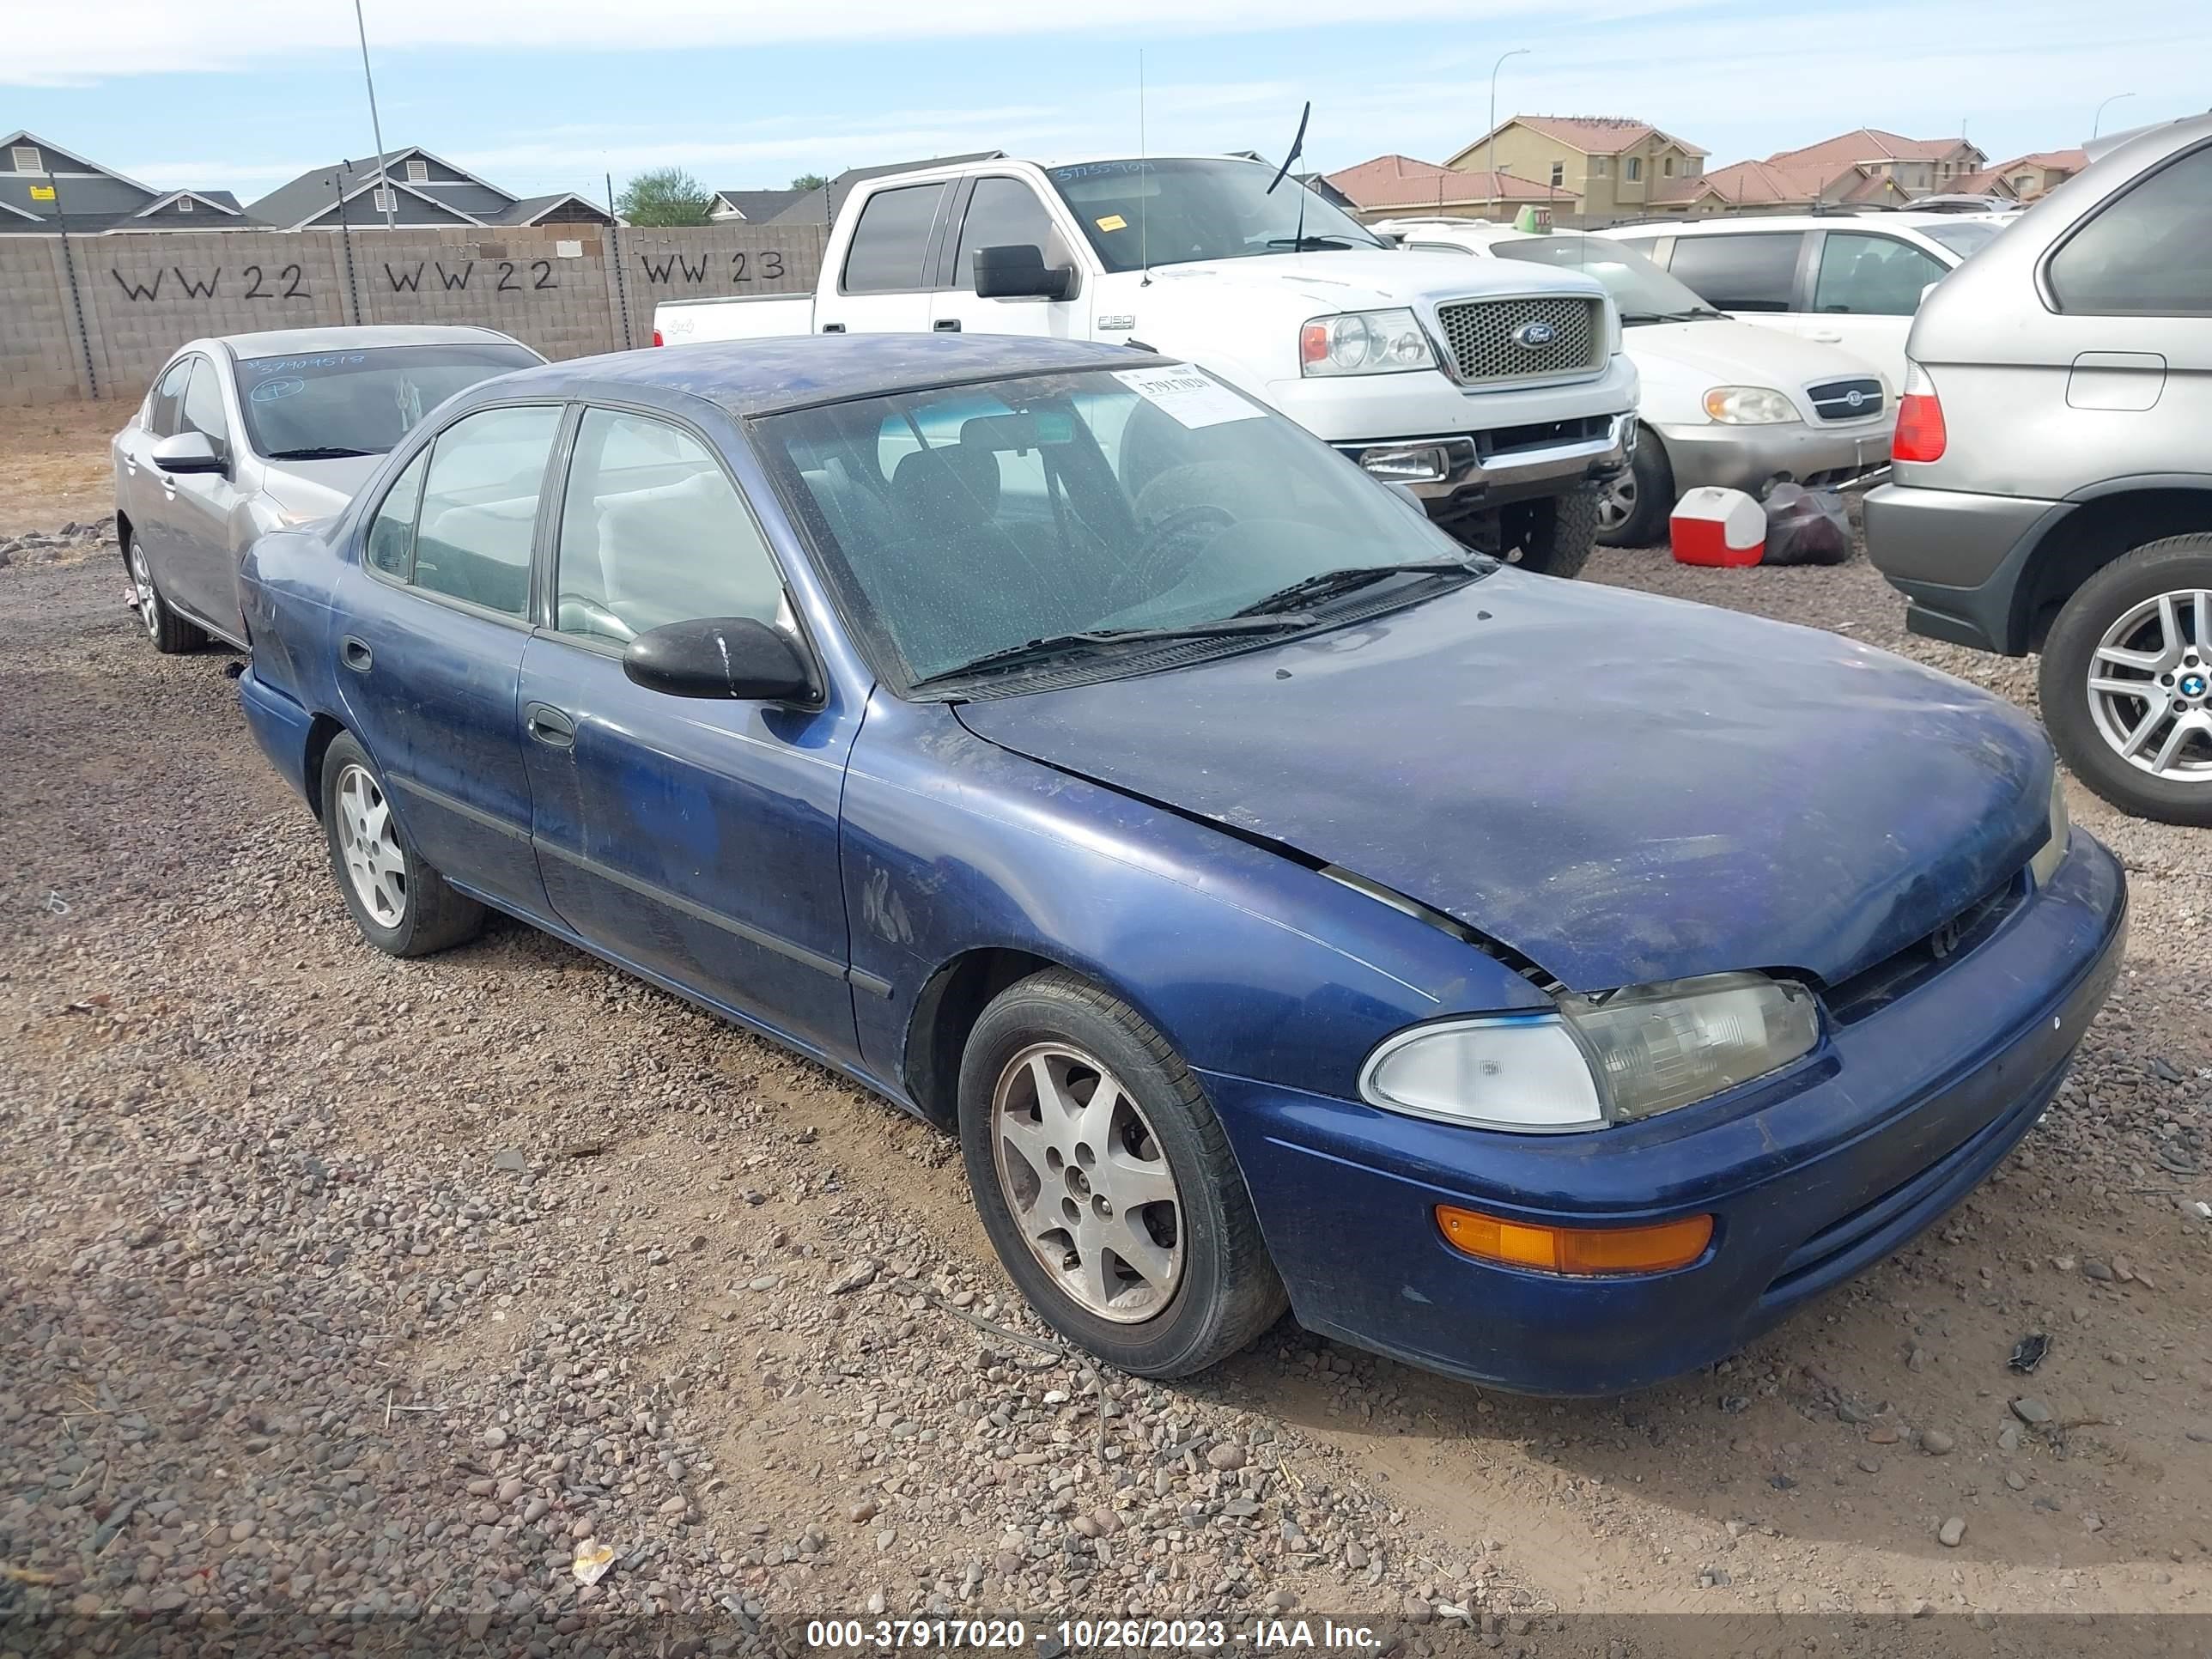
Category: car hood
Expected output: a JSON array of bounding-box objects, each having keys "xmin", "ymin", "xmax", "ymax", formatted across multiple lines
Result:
[
  {"xmin": 1626, "ymin": 317, "xmax": 1887, "ymax": 389},
  {"xmin": 255, "ymin": 453, "xmax": 386, "ymax": 524},
  {"xmin": 953, "ymin": 576, "xmax": 2052, "ymax": 994},
  {"xmin": 1144, "ymin": 248, "xmax": 1608, "ymax": 313}
]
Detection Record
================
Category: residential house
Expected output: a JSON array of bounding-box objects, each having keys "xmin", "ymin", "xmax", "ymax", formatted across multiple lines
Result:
[
  {"xmin": 710, "ymin": 188, "xmax": 806, "ymax": 223},
  {"xmin": 1443, "ymin": 117, "xmax": 1708, "ymax": 223},
  {"xmin": 1983, "ymin": 149, "xmax": 2087, "ymax": 201},
  {"xmin": 1653, "ymin": 156, "xmax": 1915, "ymax": 216},
  {"xmin": 1761, "ymin": 129, "xmax": 1987, "ymax": 198},
  {"xmin": 250, "ymin": 146, "xmax": 613, "ymax": 232},
  {"xmin": 1, "ymin": 130, "xmax": 258, "ymax": 233},
  {"xmin": 1322, "ymin": 153, "xmax": 1556, "ymax": 222}
]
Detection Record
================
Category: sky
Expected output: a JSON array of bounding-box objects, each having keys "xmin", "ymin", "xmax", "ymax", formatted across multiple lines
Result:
[{"xmin": 7, "ymin": 0, "xmax": 2206, "ymax": 205}]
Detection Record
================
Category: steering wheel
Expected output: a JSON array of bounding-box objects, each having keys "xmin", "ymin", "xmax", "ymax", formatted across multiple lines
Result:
[
  {"xmin": 556, "ymin": 593, "xmax": 636, "ymax": 644},
  {"xmin": 1107, "ymin": 502, "xmax": 1237, "ymax": 608}
]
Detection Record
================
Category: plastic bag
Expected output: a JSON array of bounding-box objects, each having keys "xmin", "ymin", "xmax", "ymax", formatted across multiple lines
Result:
[{"xmin": 1759, "ymin": 482, "xmax": 1850, "ymax": 566}]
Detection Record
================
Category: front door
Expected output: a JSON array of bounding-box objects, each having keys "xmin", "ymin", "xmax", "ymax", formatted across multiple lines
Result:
[
  {"xmin": 333, "ymin": 402, "xmax": 565, "ymax": 920},
  {"xmin": 165, "ymin": 356, "xmax": 249, "ymax": 638},
  {"xmin": 811, "ymin": 178, "xmax": 951, "ymax": 336},
  {"xmin": 517, "ymin": 404, "xmax": 863, "ymax": 1061},
  {"xmin": 929, "ymin": 174, "xmax": 1087, "ymax": 341}
]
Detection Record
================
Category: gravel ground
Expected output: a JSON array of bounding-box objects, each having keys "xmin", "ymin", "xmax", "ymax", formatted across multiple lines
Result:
[{"xmin": 2, "ymin": 433, "xmax": 2209, "ymax": 1652}]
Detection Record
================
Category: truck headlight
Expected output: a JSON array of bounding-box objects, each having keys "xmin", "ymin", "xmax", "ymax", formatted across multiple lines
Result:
[
  {"xmin": 1360, "ymin": 971, "xmax": 1820, "ymax": 1133},
  {"xmin": 2029, "ymin": 771, "xmax": 2069, "ymax": 888},
  {"xmin": 1702, "ymin": 386, "xmax": 1800, "ymax": 425},
  {"xmin": 1300, "ymin": 309, "xmax": 1437, "ymax": 377}
]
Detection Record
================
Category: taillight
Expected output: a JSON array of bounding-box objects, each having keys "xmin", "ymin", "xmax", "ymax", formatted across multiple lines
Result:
[
  {"xmin": 651, "ymin": 329, "xmax": 665, "ymax": 347},
  {"xmin": 1893, "ymin": 362, "xmax": 1946, "ymax": 463}
]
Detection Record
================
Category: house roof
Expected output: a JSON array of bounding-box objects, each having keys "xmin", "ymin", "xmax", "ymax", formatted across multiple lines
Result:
[
  {"xmin": 1766, "ymin": 128, "xmax": 1981, "ymax": 168},
  {"xmin": 1325, "ymin": 153, "xmax": 1553, "ymax": 210},
  {"xmin": 0, "ymin": 129, "xmax": 156, "ymax": 193},
  {"xmin": 713, "ymin": 187, "xmax": 807, "ymax": 221},
  {"xmin": 1945, "ymin": 167, "xmax": 2020, "ymax": 197},
  {"xmin": 134, "ymin": 189, "xmax": 245, "ymax": 218},
  {"xmin": 495, "ymin": 191, "xmax": 613, "ymax": 227},
  {"xmin": 1448, "ymin": 116, "xmax": 1708, "ymax": 168},
  {"xmin": 1987, "ymin": 149, "xmax": 2087, "ymax": 174},
  {"xmin": 1667, "ymin": 157, "xmax": 1911, "ymax": 209},
  {"xmin": 252, "ymin": 145, "xmax": 603, "ymax": 230}
]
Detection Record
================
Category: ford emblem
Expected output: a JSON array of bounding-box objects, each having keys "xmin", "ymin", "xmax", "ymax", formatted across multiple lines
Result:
[{"xmin": 1513, "ymin": 321, "xmax": 1556, "ymax": 350}]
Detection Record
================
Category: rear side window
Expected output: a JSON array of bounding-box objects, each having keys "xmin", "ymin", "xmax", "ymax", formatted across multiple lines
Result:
[
  {"xmin": 1812, "ymin": 233, "xmax": 1948, "ymax": 317},
  {"xmin": 179, "ymin": 360, "xmax": 231, "ymax": 447},
  {"xmin": 953, "ymin": 177, "xmax": 1059, "ymax": 289},
  {"xmin": 147, "ymin": 357, "xmax": 194, "ymax": 437},
  {"xmin": 2047, "ymin": 143, "xmax": 2212, "ymax": 316},
  {"xmin": 1666, "ymin": 232, "xmax": 1802, "ymax": 313},
  {"xmin": 408, "ymin": 405, "xmax": 562, "ymax": 617},
  {"xmin": 842, "ymin": 182, "xmax": 949, "ymax": 294}
]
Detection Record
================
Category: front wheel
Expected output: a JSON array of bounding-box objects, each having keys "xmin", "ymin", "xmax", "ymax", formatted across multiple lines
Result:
[
  {"xmin": 1511, "ymin": 483, "xmax": 1601, "ymax": 580},
  {"xmin": 2038, "ymin": 535, "xmax": 2212, "ymax": 825},
  {"xmin": 1595, "ymin": 439, "xmax": 1674, "ymax": 549},
  {"xmin": 958, "ymin": 970, "xmax": 1287, "ymax": 1377}
]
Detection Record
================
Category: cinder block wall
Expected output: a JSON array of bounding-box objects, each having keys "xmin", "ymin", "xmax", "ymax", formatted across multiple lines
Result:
[{"xmin": 0, "ymin": 222, "xmax": 828, "ymax": 408}]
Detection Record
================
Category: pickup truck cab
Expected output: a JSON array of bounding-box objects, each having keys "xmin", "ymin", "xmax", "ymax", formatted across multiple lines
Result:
[{"xmin": 654, "ymin": 155, "xmax": 1638, "ymax": 577}]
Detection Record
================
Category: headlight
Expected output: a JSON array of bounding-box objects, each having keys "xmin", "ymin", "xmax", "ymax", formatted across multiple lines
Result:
[
  {"xmin": 1300, "ymin": 309, "xmax": 1437, "ymax": 377},
  {"xmin": 2029, "ymin": 770, "xmax": 2069, "ymax": 888},
  {"xmin": 1361, "ymin": 971, "xmax": 1820, "ymax": 1134},
  {"xmin": 1702, "ymin": 386, "xmax": 1800, "ymax": 425}
]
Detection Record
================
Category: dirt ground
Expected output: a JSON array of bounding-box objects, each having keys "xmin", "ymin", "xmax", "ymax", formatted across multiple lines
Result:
[{"xmin": 2, "ymin": 401, "xmax": 2209, "ymax": 1651}]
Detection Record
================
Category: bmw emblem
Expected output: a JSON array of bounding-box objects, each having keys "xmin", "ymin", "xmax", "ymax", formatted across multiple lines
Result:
[
  {"xmin": 1844, "ymin": 388, "xmax": 1867, "ymax": 409},
  {"xmin": 2184, "ymin": 672, "xmax": 2209, "ymax": 698},
  {"xmin": 1513, "ymin": 320, "xmax": 1557, "ymax": 350}
]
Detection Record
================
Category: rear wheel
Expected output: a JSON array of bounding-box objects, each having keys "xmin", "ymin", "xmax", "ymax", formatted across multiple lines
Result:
[
  {"xmin": 319, "ymin": 732, "xmax": 487, "ymax": 956},
  {"xmin": 1595, "ymin": 439, "xmax": 1674, "ymax": 549},
  {"xmin": 128, "ymin": 533, "xmax": 204, "ymax": 653},
  {"xmin": 2039, "ymin": 535, "xmax": 2212, "ymax": 825}
]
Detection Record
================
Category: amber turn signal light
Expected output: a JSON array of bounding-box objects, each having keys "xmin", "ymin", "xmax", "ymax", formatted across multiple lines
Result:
[{"xmin": 1436, "ymin": 1206, "xmax": 1713, "ymax": 1276}]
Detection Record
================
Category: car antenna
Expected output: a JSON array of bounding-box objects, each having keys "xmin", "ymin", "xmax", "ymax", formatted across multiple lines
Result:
[
  {"xmin": 1266, "ymin": 100, "xmax": 1311, "ymax": 251},
  {"xmin": 1139, "ymin": 47, "xmax": 1151, "ymax": 286}
]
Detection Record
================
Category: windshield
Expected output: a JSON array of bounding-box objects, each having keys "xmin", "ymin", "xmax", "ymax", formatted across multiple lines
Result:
[
  {"xmin": 1917, "ymin": 221, "xmax": 2000, "ymax": 258},
  {"xmin": 1485, "ymin": 234, "xmax": 1719, "ymax": 322},
  {"xmin": 1045, "ymin": 159, "xmax": 1386, "ymax": 272},
  {"xmin": 758, "ymin": 365, "xmax": 1477, "ymax": 688},
  {"xmin": 234, "ymin": 343, "xmax": 541, "ymax": 459}
]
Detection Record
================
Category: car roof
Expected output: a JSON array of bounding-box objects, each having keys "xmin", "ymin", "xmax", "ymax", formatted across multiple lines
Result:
[
  {"xmin": 477, "ymin": 335, "xmax": 1170, "ymax": 419},
  {"xmin": 208, "ymin": 325, "xmax": 533, "ymax": 358}
]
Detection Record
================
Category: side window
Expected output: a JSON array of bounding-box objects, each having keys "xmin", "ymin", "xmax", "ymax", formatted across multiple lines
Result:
[
  {"xmin": 179, "ymin": 360, "xmax": 231, "ymax": 448},
  {"xmin": 410, "ymin": 405, "xmax": 562, "ymax": 617},
  {"xmin": 954, "ymin": 177, "xmax": 1059, "ymax": 290},
  {"xmin": 842, "ymin": 182, "xmax": 950, "ymax": 294},
  {"xmin": 1812, "ymin": 233, "xmax": 1948, "ymax": 317},
  {"xmin": 365, "ymin": 449, "xmax": 429, "ymax": 580},
  {"xmin": 147, "ymin": 358, "xmax": 195, "ymax": 437},
  {"xmin": 2048, "ymin": 143, "xmax": 2212, "ymax": 316},
  {"xmin": 554, "ymin": 408, "xmax": 782, "ymax": 643},
  {"xmin": 1666, "ymin": 233, "xmax": 1802, "ymax": 312}
]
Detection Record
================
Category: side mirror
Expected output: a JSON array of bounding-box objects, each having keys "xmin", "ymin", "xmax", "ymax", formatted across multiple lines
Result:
[
  {"xmin": 152, "ymin": 431, "xmax": 226, "ymax": 475},
  {"xmin": 623, "ymin": 616, "xmax": 815, "ymax": 702},
  {"xmin": 973, "ymin": 244, "xmax": 1075, "ymax": 301}
]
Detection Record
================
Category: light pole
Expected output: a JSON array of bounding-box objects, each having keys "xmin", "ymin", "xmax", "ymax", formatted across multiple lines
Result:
[
  {"xmin": 2092, "ymin": 91, "xmax": 2136, "ymax": 139},
  {"xmin": 352, "ymin": 0, "xmax": 397, "ymax": 228},
  {"xmin": 1487, "ymin": 47, "xmax": 1529, "ymax": 221}
]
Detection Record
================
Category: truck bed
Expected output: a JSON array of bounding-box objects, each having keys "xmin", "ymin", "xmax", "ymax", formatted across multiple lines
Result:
[{"xmin": 655, "ymin": 292, "xmax": 813, "ymax": 344}]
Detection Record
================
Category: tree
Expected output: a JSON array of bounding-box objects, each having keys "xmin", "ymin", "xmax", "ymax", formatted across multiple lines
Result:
[
  {"xmin": 617, "ymin": 167, "xmax": 713, "ymax": 227},
  {"xmin": 789, "ymin": 172, "xmax": 830, "ymax": 191}
]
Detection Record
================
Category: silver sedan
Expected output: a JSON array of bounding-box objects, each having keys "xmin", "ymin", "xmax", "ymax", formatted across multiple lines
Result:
[{"xmin": 112, "ymin": 325, "xmax": 543, "ymax": 652}]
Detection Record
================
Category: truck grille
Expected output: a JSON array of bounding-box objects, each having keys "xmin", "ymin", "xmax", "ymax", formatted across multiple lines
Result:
[
  {"xmin": 1433, "ymin": 295, "xmax": 1604, "ymax": 384},
  {"xmin": 1808, "ymin": 377, "xmax": 1885, "ymax": 422}
]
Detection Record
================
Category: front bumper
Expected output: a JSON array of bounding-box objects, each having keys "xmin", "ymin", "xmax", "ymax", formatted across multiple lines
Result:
[
  {"xmin": 1656, "ymin": 417, "xmax": 1892, "ymax": 495},
  {"xmin": 1204, "ymin": 832, "xmax": 2125, "ymax": 1395},
  {"xmin": 1863, "ymin": 482, "xmax": 2062, "ymax": 655},
  {"xmin": 1332, "ymin": 411, "xmax": 1635, "ymax": 518}
]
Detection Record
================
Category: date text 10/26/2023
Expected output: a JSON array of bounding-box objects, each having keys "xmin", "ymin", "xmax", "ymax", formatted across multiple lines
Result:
[{"xmin": 803, "ymin": 1618, "xmax": 1383, "ymax": 1652}]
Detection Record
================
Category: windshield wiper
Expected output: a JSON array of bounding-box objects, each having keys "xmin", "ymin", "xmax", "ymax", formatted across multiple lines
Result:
[
  {"xmin": 1261, "ymin": 234, "xmax": 1374, "ymax": 252},
  {"xmin": 264, "ymin": 446, "xmax": 375, "ymax": 460},
  {"xmin": 1233, "ymin": 556, "xmax": 1487, "ymax": 618},
  {"xmin": 1619, "ymin": 308, "xmax": 1724, "ymax": 326},
  {"xmin": 915, "ymin": 616, "xmax": 1314, "ymax": 685}
]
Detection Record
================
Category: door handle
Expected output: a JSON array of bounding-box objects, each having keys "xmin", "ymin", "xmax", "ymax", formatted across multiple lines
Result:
[
  {"xmin": 525, "ymin": 702, "xmax": 576, "ymax": 748},
  {"xmin": 933, "ymin": 318, "xmax": 962, "ymax": 332},
  {"xmin": 339, "ymin": 635, "xmax": 373, "ymax": 673},
  {"xmin": 820, "ymin": 322, "xmax": 846, "ymax": 334},
  {"xmin": 1808, "ymin": 331, "xmax": 1843, "ymax": 343},
  {"xmin": 161, "ymin": 476, "xmax": 178, "ymax": 498}
]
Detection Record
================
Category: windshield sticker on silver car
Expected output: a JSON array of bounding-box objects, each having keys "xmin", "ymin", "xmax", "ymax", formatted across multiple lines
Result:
[
  {"xmin": 248, "ymin": 378, "xmax": 307, "ymax": 404},
  {"xmin": 1112, "ymin": 365, "xmax": 1264, "ymax": 429}
]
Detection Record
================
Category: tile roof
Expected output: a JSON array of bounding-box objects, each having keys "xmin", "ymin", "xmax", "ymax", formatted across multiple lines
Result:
[
  {"xmin": 1987, "ymin": 149, "xmax": 2087, "ymax": 173},
  {"xmin": 1766, "ymin": 128, "xmax": 1979, "ymax": 167},
  {"xmin": 1324, "ymin": 153, "xmax": 1553, "ymax": 209},
  {"xmin": 1485, "ymin": 116, "xmax": 1709, "ymax": 157}
]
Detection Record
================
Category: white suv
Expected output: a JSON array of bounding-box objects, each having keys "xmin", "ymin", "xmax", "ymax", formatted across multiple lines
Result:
[{"xmin": 1598, "ymin": 214, "xmax": 2009, "ymax": 386}]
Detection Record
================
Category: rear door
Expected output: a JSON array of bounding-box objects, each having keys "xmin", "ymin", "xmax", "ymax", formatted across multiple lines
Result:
[
  {"xmin": 516, "ymin": 403, "xmax": 863, "ymax": 1060},
  {"xmin": 929, "ymin": 173, "xmax": 1087, "ymax": 340},
  {"xmin": 333, "ymin": 402, "xmax": 564, "ymax": 920},
  {"xmin": 1798, "ymin": 229, "xmax": 1951, "ymax": 386},
  {"xmin": 811, "ymin": 179, "xmax": 952, "ymax": 336},
  {"xmin": 1661, "ymin": 230, "xmax": 1807, "ymax": 344},
  {"xmin": 125, "ymin": 356, "xmax": 197, "ymax": 593},
  {"xmin": 165, "ymin": 356, "xmax": 250, "ymax": 637}
]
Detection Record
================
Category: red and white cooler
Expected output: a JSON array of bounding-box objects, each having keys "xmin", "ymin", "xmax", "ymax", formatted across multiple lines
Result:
[{"xmin": 1669, "ymin": 486, "xmax": 1766, "ymax": 568}]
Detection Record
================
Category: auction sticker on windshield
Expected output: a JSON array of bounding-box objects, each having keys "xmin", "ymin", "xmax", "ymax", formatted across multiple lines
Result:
[{"xmin": 1113, "ymin": 365, "xmax": 1264, "ymax": 429}]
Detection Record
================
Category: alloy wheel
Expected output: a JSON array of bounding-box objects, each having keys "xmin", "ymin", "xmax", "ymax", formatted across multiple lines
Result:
[
  {"xmin": 129, "ymin": 543, "xmax": 161, "ymax": 641},
  {"xmin": 334, "ymin": 763, "xmax": 408, "ymax": 927},
  {"xmin": 1595, "ymin": 471, "xmax": 1636, "ymax": 532},
  {"xmin": 2085, "ymin": 587, "xmax": 2212, "ymax": 784},
  {"xmin": 990, "ymin": 1042, "xmax": 1184, "ymax": 1323}
]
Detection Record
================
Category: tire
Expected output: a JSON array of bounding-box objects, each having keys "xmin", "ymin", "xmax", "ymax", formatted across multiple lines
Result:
[
  {"xmin": 126, "ymin": 531, "xmax": 204, "ymax": 654},
  {"xmin": 2038, "ymin": 534, "xmax": 2212, "ymax": 826},
  {"xmin": 1511, "ymin": 482, "xmax": 1600, "ymax": 580},
  {"xmin": 319, "ymin": 732, "xmax": 487, "ymax": 957},
  {"xmin": 1595, "ymin": 438, "xmax": 1674, "ymax": 549},
  {"xmin": 958, "ymin": 969, "xmax": 1288, "ymax": 1377}
]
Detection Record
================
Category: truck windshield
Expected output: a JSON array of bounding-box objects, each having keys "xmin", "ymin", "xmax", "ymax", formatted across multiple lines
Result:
[
  {"xmin": 1485, "ymin": 234, "xmax": 1720, "ymax": 323},
  {"xmin": 757, "ymin": 363, "xmax": 1480, "ymax": 689},
  {"xmin": 234, "ymin": 343, "xmax": 541, "ymax": 459},
  {"xmin": 1045, "ymin": 159, "xmax": 1386, "ymax": 272}
]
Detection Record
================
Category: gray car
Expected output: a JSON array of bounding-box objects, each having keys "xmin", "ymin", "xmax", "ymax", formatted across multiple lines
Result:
[
  {"xmin": 1864, "ymin": 112, "xmax": 2212, "ymax": 824},
  {"xmin": 113, "ymin": 325, "xmax": 543, "ymax": 653}
]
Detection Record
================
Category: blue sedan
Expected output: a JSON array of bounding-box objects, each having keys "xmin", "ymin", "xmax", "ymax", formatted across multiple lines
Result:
[{"xmin": 237, "ymin": 335, "xmax": 2125, "ymax": 1394}]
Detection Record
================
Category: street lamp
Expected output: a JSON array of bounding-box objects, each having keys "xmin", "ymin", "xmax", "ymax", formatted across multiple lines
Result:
[
  {"xmin": 2092, "ymin": 91, "xmax": 2136, "ymax": 139},
  {"xmin": 353, "ymin": 0, "xmax": 397, "ymax": 228},
  {"xmin": 1487, "ymin": 47, "xmax": 1529, "ymax": 221}
]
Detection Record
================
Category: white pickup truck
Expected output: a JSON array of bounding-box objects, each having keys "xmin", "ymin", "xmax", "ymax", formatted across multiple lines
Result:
[{"xmin": 653, "ymin": 154, "xmax": 1638, "ymax": 576}]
